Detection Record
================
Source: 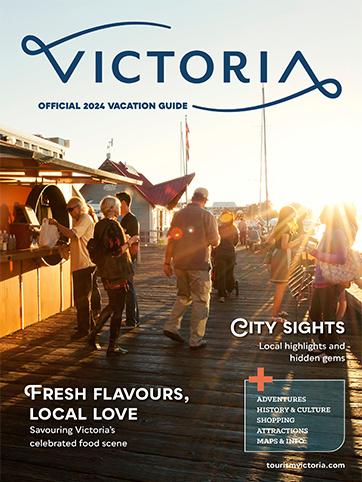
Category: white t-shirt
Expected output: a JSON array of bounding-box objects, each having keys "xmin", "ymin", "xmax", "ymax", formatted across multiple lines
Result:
[{"xmin": 70, "ymin": 214, "xmax": 95, "ymax": 272}]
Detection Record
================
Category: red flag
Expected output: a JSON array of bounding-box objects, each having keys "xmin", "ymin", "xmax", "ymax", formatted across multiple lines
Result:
[{"xmin": 185, "ymin": 117, "xmax": 190, "ymax": 162}]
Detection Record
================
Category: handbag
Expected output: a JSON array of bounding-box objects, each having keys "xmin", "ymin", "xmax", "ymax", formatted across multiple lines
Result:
[
  {"xmin": 100, "ymin": 253, "xmax": 133, "ymax": 281},
  {"xmin": 319, "ymin": 249, "xmax": 362, "ymax": 284}
]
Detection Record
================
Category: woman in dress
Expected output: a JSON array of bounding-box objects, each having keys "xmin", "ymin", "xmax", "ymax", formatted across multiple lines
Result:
[
  {"xmin": 335, "ymin": 203, "xmax": 359, "ymax": 319},
  {"xmin": 309, "ymin": 204, "xmax": 358, "ymax": 351},
  {"xmin": 267, "ymin": 205, "xmax": 306, "ymax": 321}
]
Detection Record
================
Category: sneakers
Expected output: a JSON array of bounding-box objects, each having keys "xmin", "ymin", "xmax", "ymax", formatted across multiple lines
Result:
[
  {"xmin": 106, "ymin": 345, "xmax": 128, "ymax": 356},
  {"xmin": 272, "ymin": 311, "xmax": 289, "ymax": 323},
  {"xmin": 272, "ymin": 317, "xmax": 285, "ymax": 323},
  {"xmin": 163, "ymin": 330, "xmax": 207, "ymax": 350},
  {"xmin": 87, "ymin": 335, "xmax": 102, "ymax": 351},
  {"xmin": 190, "ymin": 340, "xmax": 207, "ymax": 350},
  {"xmin": 218, "ymin": 297, "xmax": 225, "ymax": 303},
  {"xmin": 163, "ymin": 330, "xmax": 185, "ymax": 344}
]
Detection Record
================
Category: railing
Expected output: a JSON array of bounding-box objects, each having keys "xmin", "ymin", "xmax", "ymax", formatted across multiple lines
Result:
[
  {"xmin": 140, "ymin": 230, "xmax": 167, "ymax": 245},
  {"xmin": 288, "ymin": 253, "xmax": 315, "ymax": 318}
]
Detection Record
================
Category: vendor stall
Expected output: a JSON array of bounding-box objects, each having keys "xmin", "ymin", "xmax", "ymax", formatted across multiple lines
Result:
[{"xmin": 0, "ymin": 139, "xmax": 141, "ymax": 337}]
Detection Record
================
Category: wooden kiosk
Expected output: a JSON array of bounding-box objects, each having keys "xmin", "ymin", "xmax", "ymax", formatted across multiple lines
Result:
[{"xmin": 0, "ymin": 140, "xmax": 141, "ymax": 337}]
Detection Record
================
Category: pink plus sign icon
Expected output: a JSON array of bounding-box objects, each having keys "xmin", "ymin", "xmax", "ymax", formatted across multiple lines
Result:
[{"xmin": 248, "ymin": 367, "xmax": 273, "ymax": 392}]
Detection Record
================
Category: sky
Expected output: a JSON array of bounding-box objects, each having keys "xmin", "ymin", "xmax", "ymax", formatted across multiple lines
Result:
[{"xmin": 1, "ymin": 0, "xmax": 362, "ymax": 212}]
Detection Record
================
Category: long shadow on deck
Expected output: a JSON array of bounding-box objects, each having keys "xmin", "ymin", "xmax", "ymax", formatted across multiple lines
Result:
[{"xmin": 1, "ymin": 247, "xmax": 361, "ymax": 482}]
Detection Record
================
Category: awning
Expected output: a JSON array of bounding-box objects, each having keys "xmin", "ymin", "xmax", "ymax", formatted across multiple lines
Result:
[{"xmin": 0, "ymin": 141, "xmax": 142, "ymax": 186}]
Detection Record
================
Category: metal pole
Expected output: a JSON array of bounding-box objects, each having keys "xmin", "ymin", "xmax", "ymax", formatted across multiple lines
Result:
[
  {"xmin": 259, "ymin": 110, "xmax": 263, "ymax": 214},
  {"xmin": 262, "ymin": 85, "xmax": 269, "ymax": 227},
  {"xmin": 184, "ymin": 116, "xmax": 188, "ymax": 203},
  {"xmin": 180, "ymin": 122, "xmax": 184, "ymax": 177},
  {"xmin": 180, "ymin": 121, "xmax": 187, "ymax": 204}
]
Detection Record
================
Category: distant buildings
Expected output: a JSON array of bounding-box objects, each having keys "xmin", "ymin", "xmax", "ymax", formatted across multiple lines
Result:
[
  {"xmin": 0, "ymin": 125, "xmax": 69, "ymax": 159},
  {"xmin": 208, "ymin": 200, "xmax": 277, "ymax": 221},
  {"xmin": 212, "ymin": 202, "xmax": 237, "ymax": 209}
]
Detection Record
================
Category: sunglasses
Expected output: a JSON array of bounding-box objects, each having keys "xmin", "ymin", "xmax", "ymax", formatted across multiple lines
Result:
[{"xmin": 67, "ymin": 205, "xmax": 79, "ymax": 213}]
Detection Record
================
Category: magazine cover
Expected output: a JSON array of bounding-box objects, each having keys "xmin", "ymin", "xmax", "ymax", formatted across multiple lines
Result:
[{"xmin": 1, "ymin": 1, "xmax": 361, "ymax": 481}]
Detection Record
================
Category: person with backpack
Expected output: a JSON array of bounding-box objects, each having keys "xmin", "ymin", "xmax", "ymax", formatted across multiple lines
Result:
[{"xmin": 87, "ymin": 196, "xmax": 139, "ymax": 356}]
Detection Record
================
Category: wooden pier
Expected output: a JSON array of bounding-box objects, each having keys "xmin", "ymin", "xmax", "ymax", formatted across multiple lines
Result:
[{"xmin": 1, "ymin": 247, "xmax": 361, "ymax": 482}]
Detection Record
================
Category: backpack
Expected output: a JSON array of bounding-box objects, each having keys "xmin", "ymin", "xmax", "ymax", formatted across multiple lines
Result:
[
  {"xmin": 87, "ymin": 219, "xmax": 116, "ymax": 265},
  {"xmin": 87, "ymin": 237, "xmax": 102, "ymax": 265},
  {"xmin": 88, "ymin": 218, "xmax": 133, "ymax": 282}
]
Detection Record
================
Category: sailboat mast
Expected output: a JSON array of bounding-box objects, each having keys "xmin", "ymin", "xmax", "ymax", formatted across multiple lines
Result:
[
  {"xmin": 262, "ymin": 85, "xmax": 269, "ymax": 227},
  {"xmin": 259, "ymin": 114, "xmax": 263, "ymax": 213},
  {"xmin": 180, "ymin": 120, "xmax": 188, "ymax": 204}
]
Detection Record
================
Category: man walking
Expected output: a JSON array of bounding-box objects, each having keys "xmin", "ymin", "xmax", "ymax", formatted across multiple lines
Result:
[
  {"xmin": 49, "ymin": 197, "xmax": 95, "ymax": 339},
  {"xmin": 163, "ymin": 188, "xmax": 220, "ymax": 349},
  {"xmin": 116, "ymin": 192, "xmax": 140, "ymax": 328}
]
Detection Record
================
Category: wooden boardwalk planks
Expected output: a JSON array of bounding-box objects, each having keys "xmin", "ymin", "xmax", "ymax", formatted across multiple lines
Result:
[{"xmin": 1, "ymin": 247, "xmax": 361, "ymax": 482}]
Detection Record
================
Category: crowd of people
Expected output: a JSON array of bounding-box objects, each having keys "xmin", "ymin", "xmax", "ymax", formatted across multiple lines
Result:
[
  {"xmin": 50, "ymin": 192, "xmax": 140, "ymax": 355},
  {"xmin": 266, "ymin": 202, "xmax": 362, "ymax": 355},
  {"xmin": 48, "ymin": 188, "xmax": 362, "ymax": 357}
]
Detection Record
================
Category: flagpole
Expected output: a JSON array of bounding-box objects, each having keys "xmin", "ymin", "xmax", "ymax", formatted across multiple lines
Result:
[
  {"xmin": 106, "ymin": 138, "xmax": 113, "ymax": 160},
  {"xmin": 185, "ymin": 115, "xmax": 189, "ymax": 203},
  {"xmin": 180, "ymin": 122, "xmax": 185, "ymax": 177}
]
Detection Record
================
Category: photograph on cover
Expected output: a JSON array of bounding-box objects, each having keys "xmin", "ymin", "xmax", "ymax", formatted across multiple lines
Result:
[{"xmin": 0, "ymin": 1, "xmax": 361, "ymax": 481}]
